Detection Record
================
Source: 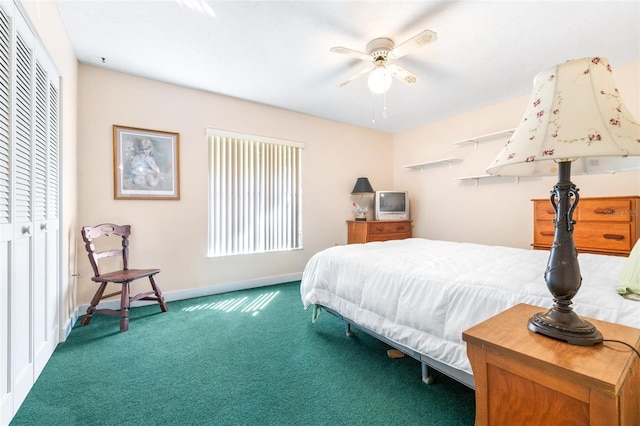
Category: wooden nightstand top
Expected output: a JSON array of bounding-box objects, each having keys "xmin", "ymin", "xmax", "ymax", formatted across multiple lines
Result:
[{"xmin": 463, "ymin": 303, "xmax": 640, "ymax": 396}]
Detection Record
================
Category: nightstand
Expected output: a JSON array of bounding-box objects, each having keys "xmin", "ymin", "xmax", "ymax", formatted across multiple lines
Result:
[{"xmin": 462, "ymin": 303, "xmax": 640, "ymax": 426}]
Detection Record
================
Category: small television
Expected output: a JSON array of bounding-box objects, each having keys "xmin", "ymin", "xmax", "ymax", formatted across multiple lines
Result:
[{"xmin": 375, "ymin": 190, "xmax": 409, "ymax": 221}]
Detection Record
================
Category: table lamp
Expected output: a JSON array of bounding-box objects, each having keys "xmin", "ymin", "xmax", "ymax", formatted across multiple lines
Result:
[
  {"xmin": 351, "ymin": 177, "xmax": 375, "ymax": 221},
  {"xmin": 486, "ymin": 57, "xmax": 640, "ymax": 346},
  {"xmin": 351, "ymin": 177, "xmax": 375, "ymax": 194}
]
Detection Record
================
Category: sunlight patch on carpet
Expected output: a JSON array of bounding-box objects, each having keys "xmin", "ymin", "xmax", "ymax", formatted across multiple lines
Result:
[{"xmin": 181, "ymin": 291, "xmax": 280, "ymax": 316}]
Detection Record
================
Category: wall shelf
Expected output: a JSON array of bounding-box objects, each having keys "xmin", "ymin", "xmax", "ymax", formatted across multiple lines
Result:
[
  {"xmin": 454, "ymin": 174, "xmax": 494, "ymax": 187},
  {"xmin": 454, "ymin": 174, "xmax": 520, "ymax": 186},
  {"xmin": 451, "ymin": 128, "xmax": 515, "ymax": 149},
  {"xmin": 402, "ymin": 157, "xmax": 461, "ymax": 171}
]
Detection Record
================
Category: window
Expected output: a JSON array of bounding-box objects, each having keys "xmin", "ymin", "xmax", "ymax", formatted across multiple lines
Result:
[{"xmin": 207, "ymin": 129, "xmax": 303, "ymax": 257}]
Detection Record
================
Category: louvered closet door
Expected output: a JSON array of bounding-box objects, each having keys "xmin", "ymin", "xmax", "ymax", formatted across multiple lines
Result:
[
  {"xmin": 0, "ymin": 1, "xmax": 12, "ymax": 423},
  {"xmin": 0, "ymin": 3, "xmax": 61, "ymax": 422},
  {"xmin": 32, "ymin": 45, "xmax": 59, "ymax": 378},
  {"xmin": 11, "ymin": 9, "xmax": 36, "ymax": 411}
]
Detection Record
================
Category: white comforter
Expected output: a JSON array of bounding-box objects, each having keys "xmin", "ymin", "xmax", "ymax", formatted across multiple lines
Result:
[{"xmin": 300, "ymin": 238, "xmax": 639, "ymax": 375}]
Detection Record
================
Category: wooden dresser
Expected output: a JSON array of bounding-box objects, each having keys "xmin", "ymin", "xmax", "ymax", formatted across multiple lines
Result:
[
  {"xmin": 463, "ymin": 304, "xmax": 640, "ymax": 426},
  {"xmin": 347, "ymin": 220, "xmax": 412, "ymax": 244},
  {"xmin": 532, "ymin": 195, "xmax": 639, "ymax": 256}
]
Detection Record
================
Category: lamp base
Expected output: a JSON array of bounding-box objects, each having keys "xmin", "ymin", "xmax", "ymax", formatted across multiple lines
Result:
[{"xmin": 528, "ymin": 309, "xmax": 603, "ymax": 346}]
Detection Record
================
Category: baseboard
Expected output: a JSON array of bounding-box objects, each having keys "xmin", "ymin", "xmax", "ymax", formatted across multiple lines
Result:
[
  {"xmin": 61, "ymin": 309, "xmax": 79, "ymax": 341},
  {"xmin": 74, "ymin": 273, "xmax": 303, "ymax": 321}
]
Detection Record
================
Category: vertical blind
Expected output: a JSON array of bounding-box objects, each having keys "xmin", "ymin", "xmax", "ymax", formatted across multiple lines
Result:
[{"xmin": 207, "ymin": 129, "xmax": 303, "ymax": 257}]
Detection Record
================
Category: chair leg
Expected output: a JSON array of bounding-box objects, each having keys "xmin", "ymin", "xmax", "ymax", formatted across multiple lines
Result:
[
  {"xmin": 81, "ymin": 282, "xmax": 108, "ymax": 326},
  {"xmin": 120, "ymin": 282, "xmax": 130, "ymax": 332},
  {"xmin": 149, "ymin": 275, "xmax": 169, "ymax": 312}
]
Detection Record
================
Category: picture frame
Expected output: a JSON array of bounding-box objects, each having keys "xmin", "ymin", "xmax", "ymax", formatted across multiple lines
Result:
[{"xmin": 113, "ymin": 125, "xmax": 180, "ymax": 200}]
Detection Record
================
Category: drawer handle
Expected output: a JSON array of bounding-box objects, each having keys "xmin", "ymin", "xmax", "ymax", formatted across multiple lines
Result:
[
  {"xmin": 545, "ymin": 209, "xmax": 555, "ymax": 215},
  {"xmin": 375, "ymin": 227, "xmax": 384, "ymax": 232},
  {"xmin": 603, "ymin": 234, "xmax": 624, "ymax": 240},
  {"xmin": 594, "ymin": 208, "xmax": 615, "ymax": 215},
  {"xmin": 540, "ymin": 231, "xmax": 554, "ymax": 237},
  {"xmin": 396, "ymin": 226, "xmax": 405, "ymax": 231}
]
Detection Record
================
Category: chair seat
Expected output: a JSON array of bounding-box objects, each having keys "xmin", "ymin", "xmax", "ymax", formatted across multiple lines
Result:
[{"xmin": 92, "ymin": 268, "xmax": 161, "ymax": 283}]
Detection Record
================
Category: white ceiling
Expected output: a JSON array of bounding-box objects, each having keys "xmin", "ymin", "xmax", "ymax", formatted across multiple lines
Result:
[{"xmin": 54, "ymin": 0, "xmax": 640, "ymax": 134}]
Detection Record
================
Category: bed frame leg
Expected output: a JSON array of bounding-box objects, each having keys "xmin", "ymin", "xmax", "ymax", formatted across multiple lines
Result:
[
  {"xmin": 345, "ymin": 323, "xmax": 354, "ymax": 338},
  {"xmin": 311, "ymin": 304, "xmax": 322, "ymax": 324},
  {"xmin": 421, "ymin": 362, "xmax": 435, "ymax": 385}
]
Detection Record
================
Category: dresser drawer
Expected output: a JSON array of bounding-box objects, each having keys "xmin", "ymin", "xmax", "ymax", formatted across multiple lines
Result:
[
  {"xmin": 367, "ymin": 232, "xmax": 411, "ymax": 242},
  {"xmin": 533, "ymin": 221, "xmax": 555, "ymax": 247},
  {"xmin": 578, "ymin": 199, "xmax": 634, "ymax": 222},
  {"xmin": 368, "ymin": 222, "xmax": 411, "ymax": 235},
  {"xmin": 347, "ymin": 220, "xmax": 412, "ymax": 244},
  {"xmin": 534, "ymin": 200, "xmax": 557, "ymax": 221},
  {"xmin": 574, "ymin": 222, "xmax": 633, "ymax": 253},
  {"xmin": 534, "ymin": 198, "xmax": 635, "ymax": 222},
  {"xmin": 534, "ymin": 221, "xmax": 633, "ymax": 254}
]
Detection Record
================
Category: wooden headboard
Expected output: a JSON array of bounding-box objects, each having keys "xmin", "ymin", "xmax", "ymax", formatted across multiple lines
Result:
[{"xmin": 532, "ymin": 195, "xmax": 639, "ymax": 257}]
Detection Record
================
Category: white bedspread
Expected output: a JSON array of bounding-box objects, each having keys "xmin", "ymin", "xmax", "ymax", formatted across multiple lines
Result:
[{"xmin": 300, "ymin": 238, "xmax": 639, "ymax": 375}]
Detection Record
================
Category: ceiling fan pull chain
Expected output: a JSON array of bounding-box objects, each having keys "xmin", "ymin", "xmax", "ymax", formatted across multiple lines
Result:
[
  {"xmin": 371, "ymin": 92, "xmax": 376, "ymax": 123},
  {"xmin": 383, "ymin": 91, "xmax": 388, "ymax": 119}
]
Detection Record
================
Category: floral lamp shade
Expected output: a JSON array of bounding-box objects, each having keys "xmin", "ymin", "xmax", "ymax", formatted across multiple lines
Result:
[{"xmin": 487, "ymin": 57, "xmax": 640, "ymax": 177}]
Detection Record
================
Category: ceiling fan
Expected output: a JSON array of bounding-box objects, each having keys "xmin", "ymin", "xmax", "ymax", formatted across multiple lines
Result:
[{"xmin": 330, "ymin": 29, "xmax": 437, "ymax": 93}]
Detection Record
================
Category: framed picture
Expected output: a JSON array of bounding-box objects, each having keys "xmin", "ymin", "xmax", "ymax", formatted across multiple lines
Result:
[{"xmin": 113, "ymin": 125, "xmax": 180, "ymax": 200}]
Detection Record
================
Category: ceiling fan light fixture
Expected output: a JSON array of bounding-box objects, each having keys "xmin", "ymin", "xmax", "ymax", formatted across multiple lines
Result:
[{"xmin": 368, "ymin": 66, "xmax": 392, "ymax": 94}]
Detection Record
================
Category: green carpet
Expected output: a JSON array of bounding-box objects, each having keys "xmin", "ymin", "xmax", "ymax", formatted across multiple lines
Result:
[{"xmin": 10, "ymin": 281, "xmax": 475, "ymax": 425}]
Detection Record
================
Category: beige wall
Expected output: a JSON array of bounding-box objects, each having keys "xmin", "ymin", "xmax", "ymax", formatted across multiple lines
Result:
[
  {"xmin": 393, "ymin": 61, "xmax": 640, "ymax": 249},
  {"xmin": 22, "ymin": 0, "xmax": 79, "ymax": 331},
  {"xmin": 76, "ymin": 64, "xmax": 393, "ymax": 304}
]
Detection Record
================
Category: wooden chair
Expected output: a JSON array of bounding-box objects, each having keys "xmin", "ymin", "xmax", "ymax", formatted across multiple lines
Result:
[{"xmin": 80, "ymin": 223, "xmax": 168, "ymax": 331}]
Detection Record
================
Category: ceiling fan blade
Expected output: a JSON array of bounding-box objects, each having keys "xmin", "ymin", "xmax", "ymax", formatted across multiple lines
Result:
[
  {"xmin": 338, "ymin": 65, "xmax": 374, "ymax": 87},
  {"xmin": 387, "ymin": 64, "xmax": 420, "ymax": 85},
  {"xmin": 330, "ymin": 46, "xmax": 371, "ymax": 61},
  {"xmin": 389, "ymin": 29, "xmax": 437, "ymax": 59}
]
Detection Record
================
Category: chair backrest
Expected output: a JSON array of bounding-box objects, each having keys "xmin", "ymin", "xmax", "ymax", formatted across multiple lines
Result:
[{"xmin": 81, "ymin": 223, "xmax": 132, "ymax": 278}]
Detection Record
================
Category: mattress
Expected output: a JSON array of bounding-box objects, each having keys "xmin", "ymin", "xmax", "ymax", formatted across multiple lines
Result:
[{"xmin": 300, "ymin": 238, "xmax": 639, "ymax": 376}]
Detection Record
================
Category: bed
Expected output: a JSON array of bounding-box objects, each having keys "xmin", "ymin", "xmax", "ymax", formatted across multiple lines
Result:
[{"xmin": 300, "ymin": 238, "xmax": 640, "ymax": 388}]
